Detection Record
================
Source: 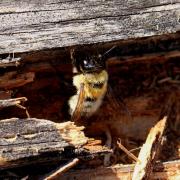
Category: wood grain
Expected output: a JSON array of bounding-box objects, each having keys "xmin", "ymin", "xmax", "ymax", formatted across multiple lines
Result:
[
  {"xmin": 132, "ymin": 117, "xmax": 167, "ymax": 180},
  {"xmin": 0, "ymin": 118, "xmax": 89, "ymax": 169},
  {"xmin": 0, "ymin": 0, "xmax": 179, "ymax": 54}
]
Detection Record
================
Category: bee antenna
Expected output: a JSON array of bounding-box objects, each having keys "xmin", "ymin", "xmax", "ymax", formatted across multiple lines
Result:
[
  {"xmin": 102, "ymin": 45, "xmax": 117, "ymax": 57},
  {"xmin": 70, "ymin": 48, "xmax": 77, "ymax": 65}
]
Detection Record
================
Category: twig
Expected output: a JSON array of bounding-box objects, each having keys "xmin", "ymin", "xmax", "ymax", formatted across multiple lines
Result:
[
  {"xmin": 117, "ymin": 139, "xmax": 141, "ymax": 163},
  {"xmin": 158, "ymin": 77, "xmax": 172, "ymax": 84},
  {"xmin": 15, "ymin": 104, "xmax": 30, "ymax": 118},
  {"xmin": 158, "ymin": 77, "xmax": 180, "ymax": 84},
  {"xmin": 43, "ymin": 158, "xmax": 80, "ymax": 180}
]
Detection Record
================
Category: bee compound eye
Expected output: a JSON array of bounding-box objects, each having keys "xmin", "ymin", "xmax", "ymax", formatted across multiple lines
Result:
[{"xmin": 83, "ymin": 59, "xmax": 88, "ymax": 65}]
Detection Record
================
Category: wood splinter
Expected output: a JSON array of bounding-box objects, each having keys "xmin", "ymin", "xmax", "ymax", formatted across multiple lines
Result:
[
  {"xmin": 117, "ymin": 139, "xmax": 141, "ymax": 163},
  {"xmin": 0, "ymin": 97, "xmax": 30, "ymax": 118},
  {"xmin": 132, "ymin": 116, "xmax": 167, "ymax": 180},
  {"xmin": 43, "ymin": 158, "xmax": 80, "ymax": 180}
]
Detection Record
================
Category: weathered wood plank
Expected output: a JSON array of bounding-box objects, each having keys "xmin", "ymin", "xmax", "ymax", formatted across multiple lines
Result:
[
  {"xmin": 0, "ymin": 118, "xmax": 109, "ymax": 169},
  {"xmin": 0, "ymin": 0, "xmax": 179, "ymax": 54}
]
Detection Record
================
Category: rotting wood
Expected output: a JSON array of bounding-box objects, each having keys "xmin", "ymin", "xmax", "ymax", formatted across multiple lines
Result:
[
  {"xmin": 61, "ymin": 160, "xmax": 180, "ymax": 180},
  {"xmin": 0, "ymin": 58, "xmax": 179, "ymax": 141},
  {"xmin": 0, "ymin": 0, "xmax": 179, "ymax": 54},
  {"xmin": 0, "ymin": 71, "xmax": 35, "ymax": 89},
  {"xmin": 108, "ymin": 50, "xmax": 180, "ymax": 65},
  {"xmin": 0, "ymin": 118, "xmax": 110, "ymax": 169},
  {"xmin": 132, "ymin": 116, "xmax": 167, "ymax": 180}
]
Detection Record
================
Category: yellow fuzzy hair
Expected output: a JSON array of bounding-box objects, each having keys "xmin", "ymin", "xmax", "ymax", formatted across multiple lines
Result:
[{"xmin": 73, "ymin": 70, "xmax": 108, "ymax": 98}]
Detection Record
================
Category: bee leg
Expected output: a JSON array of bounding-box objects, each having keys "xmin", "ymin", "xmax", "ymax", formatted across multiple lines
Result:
[
  {"xmin": 71, "ymin": 83, "xmax": 85, "ymax": 123},
  {"xmin": 103, "ymin": 126, "xmax": 112, "ymax": 166}
]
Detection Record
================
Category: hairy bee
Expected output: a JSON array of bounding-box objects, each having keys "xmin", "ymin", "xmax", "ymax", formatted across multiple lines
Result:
[
  {"xmin": 68, "ymin": 49, "xmax": 109, "ymax": 121},
  {"xmin": 67, "ymin": 46, "xmax": 125, "ymax": 122}
]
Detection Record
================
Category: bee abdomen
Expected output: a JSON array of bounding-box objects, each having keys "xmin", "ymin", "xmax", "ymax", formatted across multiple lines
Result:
[
  {"xmin": 83, "ymin": 97, "xmax": 103, "ymax": 116},
  {"xmin": 85, "ymin": 97, "xmax": 97, "ymax": 102}
]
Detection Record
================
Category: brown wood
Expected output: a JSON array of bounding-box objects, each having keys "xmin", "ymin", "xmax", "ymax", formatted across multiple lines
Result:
[
  {"xmin": 132, "ymin": 117, "xmax": 167, "ymax": 180},
  {"xmin": 0, "ymin": 0, "xmax": 179, "ymax": 54},
  {"xmin": 0, "ymin": 118, "xmax": 110, "ymax": 169},
  {"xmin": 61, "ymin": 160, "xmax": 180, "ymax": 180},
  {"xmin": 0, "ymin": 71, "xmax": 35, "ymax": 89}
]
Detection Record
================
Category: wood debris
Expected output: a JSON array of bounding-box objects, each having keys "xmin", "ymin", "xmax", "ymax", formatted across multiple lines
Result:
[
  {"xmin": 132, "ymin": 116, "xmax": 167, "ymax": 180},
  {"xmin": 43, "ymin": 158, "xmax": 80, "ymax": 180}
]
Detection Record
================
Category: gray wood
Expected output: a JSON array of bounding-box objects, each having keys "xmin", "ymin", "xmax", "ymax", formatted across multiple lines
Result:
[
  {"xmin": 0, "ymin": 0, "xmax": 179, "ymax": 54},
  {"xmin": 0, "ymin": 118, "xmax": 109, "ymax": 169}
]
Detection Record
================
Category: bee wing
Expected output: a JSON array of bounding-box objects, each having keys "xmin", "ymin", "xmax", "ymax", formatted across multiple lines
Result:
[
  {"xmin": 71, "ymin": 83, "xmax": 85, "ymax": 122},
  {"xmin": 106, "ymin": 85, "xmax": 132, "ymax": 120}
]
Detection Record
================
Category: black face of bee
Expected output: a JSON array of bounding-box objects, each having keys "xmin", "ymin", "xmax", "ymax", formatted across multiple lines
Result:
[
  {"xmin": 73, "ymin": 52, "xmax": 106, "ymax": 73},
  {"xmin": 71, "ymin": 46, "xmax": 116, "ymax": 73}
]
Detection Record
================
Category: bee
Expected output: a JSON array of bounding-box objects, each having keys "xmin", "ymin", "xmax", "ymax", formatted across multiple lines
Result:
[
  {"xmin": 68, "ymin": 47, "xmax": 132, "ymax": 166},
  {"xmin": 68, "ymin": 46, "xmax": 126, "ymax": 122}
]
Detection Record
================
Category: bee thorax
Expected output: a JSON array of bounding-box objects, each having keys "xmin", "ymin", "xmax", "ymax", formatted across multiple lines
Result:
[{"xmin": 68, "ymin": 70, "xmax": 108, "ymax": 117}]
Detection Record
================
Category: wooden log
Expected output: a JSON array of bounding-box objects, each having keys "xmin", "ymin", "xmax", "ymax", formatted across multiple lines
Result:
[
  {"xmin": 0, "ymin": 0, "xmax": 179, "ymax": 54},
  {"xmin": 61, "ymin": 160, "xmax": 180, "ymax": 180},
  {"xmin": 0, "ymin": 118, "xmax": 109, "ymax": 169},
  {"xmin": 132, "ymin": 117, "xmax": 167, "ymax": 180}
]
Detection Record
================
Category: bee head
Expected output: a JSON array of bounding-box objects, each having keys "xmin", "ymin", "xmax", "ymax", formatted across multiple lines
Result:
[{"xmin": 71, "ymin": 51, "xmax": 106, "ymax": 73}]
